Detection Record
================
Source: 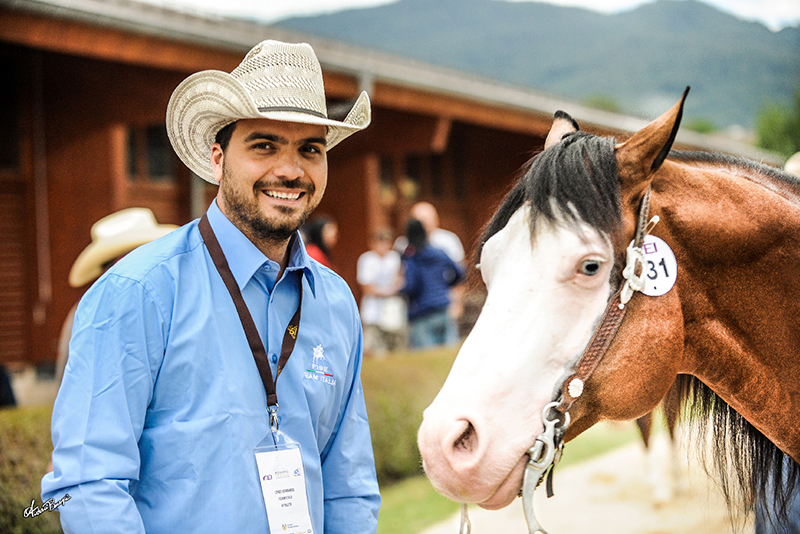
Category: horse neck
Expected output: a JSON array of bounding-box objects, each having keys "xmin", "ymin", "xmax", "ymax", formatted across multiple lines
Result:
[{"xmin": 652, "ymin": 157, "xmax": 800, "ymax": 461}]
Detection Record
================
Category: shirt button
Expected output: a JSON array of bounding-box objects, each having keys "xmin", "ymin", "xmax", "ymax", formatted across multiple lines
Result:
[{"xmin": 271, "ymin": 354, "xmax": 278, "ymax": 364}]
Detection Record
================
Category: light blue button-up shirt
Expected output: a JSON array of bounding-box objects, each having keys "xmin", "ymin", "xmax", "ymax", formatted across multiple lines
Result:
[{"xmin": 42, "ymin": 200, "xmax": 380, "ymax": 533}]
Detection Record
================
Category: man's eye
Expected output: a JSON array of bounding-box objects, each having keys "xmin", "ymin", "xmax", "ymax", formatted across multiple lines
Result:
[{"xmin": 303, "ymin": 145, "xmax": 324, "ymax": 155}]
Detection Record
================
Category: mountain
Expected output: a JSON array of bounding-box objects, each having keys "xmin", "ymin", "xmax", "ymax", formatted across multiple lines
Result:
[{"xmin": 274, "ymin": 0, "xmax": 800, "ymax": 130}]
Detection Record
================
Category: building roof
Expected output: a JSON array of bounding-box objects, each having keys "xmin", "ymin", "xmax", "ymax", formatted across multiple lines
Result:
[{"xmin": 5, "ymin": 0, "xmax": 784, "ymax": 164}]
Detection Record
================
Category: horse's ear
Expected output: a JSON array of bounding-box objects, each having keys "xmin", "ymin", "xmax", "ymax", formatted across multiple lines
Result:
[
  {"xmin": 616, "ymin": 86, "xmax": 689, "ymax": 184},
  {"xmin": 544, "ymin": 110, "xmax": 580, "ymax": 150}
]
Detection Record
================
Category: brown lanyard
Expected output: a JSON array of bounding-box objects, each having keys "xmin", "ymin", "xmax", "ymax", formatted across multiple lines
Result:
[{"xmin": 199, "ymin": 214, "xmax": 302, "ymax": 411}]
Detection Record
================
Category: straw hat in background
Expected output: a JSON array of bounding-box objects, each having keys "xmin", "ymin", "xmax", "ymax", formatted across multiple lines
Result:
[
  {"xmin": 69, "ymin": 208, "xmax": 177, "ymax": 287},
  {"xmin": 785, "ymin": 151, "xmax": 800, "ymax": 177},
  {"xmin": 166, "ymin": 39, "xmax": 371, "ymax": 184}
]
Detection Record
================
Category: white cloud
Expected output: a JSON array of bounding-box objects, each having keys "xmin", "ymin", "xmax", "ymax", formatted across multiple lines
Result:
[
  {"xmin": 503, "ymin": 0, "xmax": 655, "ymax": 14},
  {"xmin": 139, "ymin": 0, "xmax": 397, "ymax": 21},
  {"xmin": 700, "ymin": 0, "xmax": 800, "ymax": 30},
  {"xmin": 508, "ymin": 0, "xmax": 800, "ymax": 29}
]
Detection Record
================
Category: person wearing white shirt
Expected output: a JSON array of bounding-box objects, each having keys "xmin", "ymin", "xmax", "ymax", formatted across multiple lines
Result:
[{"xmin": 357, "ymin": 227, "xmax": 405, "ymax": 357}]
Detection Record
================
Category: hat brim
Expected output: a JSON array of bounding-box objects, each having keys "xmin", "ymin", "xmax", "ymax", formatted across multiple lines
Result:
[
  {"xmin": 69, "ymin": 226, "xmax": 177, "ymax": 287},
  {"xmin": 166, "ymin": 70, "xmax": 371, "ymax": 184}
]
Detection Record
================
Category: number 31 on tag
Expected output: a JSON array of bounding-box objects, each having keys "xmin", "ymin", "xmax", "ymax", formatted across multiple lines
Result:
[{"xmin": 640, "ymin": 235, "xmax": 678, "ymax": 297}]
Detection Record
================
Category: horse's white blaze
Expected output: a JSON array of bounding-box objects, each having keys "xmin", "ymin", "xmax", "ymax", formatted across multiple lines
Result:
[{"xmin": 418, "ymin": 205, "xmax": 616, "ymax": 509}]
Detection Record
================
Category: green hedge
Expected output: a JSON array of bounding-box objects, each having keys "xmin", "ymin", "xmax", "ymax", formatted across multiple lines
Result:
[
  {"xmin": 0, "ymin": 405, "xmax": 62, "ymax": 534},
  {"xmin": 361, "ymin": 347, "xmax": 457, "ymax": 484}
]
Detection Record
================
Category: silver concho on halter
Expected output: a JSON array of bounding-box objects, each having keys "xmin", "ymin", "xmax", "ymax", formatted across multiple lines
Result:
[{"xmin": 567, "ymin": 378, "xmax": 584, "ymax": 399}]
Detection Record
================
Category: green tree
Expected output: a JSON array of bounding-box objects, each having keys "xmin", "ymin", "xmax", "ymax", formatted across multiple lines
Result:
[
  {"xmin": 756, "ymin": 89, "xmax": 800, "ymax": 160},
  {"xmin": 583, "ymin": 94, "xmax": 621, "ymax": 113},
  {"xmin": 684, "ymin": 117, "xmax": 718, "ymax": 134}
]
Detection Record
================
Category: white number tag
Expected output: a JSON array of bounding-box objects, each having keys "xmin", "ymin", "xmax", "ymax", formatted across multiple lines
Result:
[
  {"xmin": 639, "ymin": 235, "xmax": 678, "ymax": 297},
  {"xmin": 254, "ymin": 432, "xmax": 314, "ymax": 534}
]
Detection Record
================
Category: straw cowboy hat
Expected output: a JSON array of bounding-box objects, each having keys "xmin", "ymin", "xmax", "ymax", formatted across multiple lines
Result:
[
  {"xmin": 166, "ymin": 39, "xmax": 371, "ymax": 184},
  {"xmin": 69, "ymin": 208, "xmax": 177, "ymax": 287}
]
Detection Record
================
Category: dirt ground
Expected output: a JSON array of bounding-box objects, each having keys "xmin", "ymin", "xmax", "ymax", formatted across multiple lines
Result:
[{"xmin": 419, "ymin": 432, "xmax": 754, "ymax": 534}]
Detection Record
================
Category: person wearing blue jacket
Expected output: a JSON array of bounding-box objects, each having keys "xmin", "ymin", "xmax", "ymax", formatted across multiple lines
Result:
[
  {"xmin": 401, "ymin": 218, "xmax": 464, "ymax": 349},
  {"xmin": 42, "ymin": 40, "xmax": 380, "ymax": 534}
]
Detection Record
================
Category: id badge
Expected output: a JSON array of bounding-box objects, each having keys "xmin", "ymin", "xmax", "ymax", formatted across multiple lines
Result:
[{"xmin": 254, "ymin": 430, "xmax": 314, "ymax": 534}]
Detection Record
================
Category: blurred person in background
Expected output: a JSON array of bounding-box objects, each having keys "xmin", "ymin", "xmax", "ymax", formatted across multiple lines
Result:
[
  {"xmin": 46, "ymin": 207, "xmax": 176, "ymax": 473},
  {"xmin": 55, "ymin": 207, "xmax": 177, "ymax": 385},
  {"xmin": 409, "ymin": 202, "xmax": 465, "ymax": 265},
  {"xmin": 302, "ymin": 215, "xmax": 338, "ymax": 269},
  {"xmin": 357, "ymin": 227, "xmax": 405, "ymax": 358},
  {"xmin": 400, "ymin": 218, "xmax": 463, "ymax": 349},
  {"xmin": 0, "ymin": 364, "xmax": 16, "ymax": 408},
  {"xmin": 408, "ymin": 202, "xmax": 466, "ymax": 337}
]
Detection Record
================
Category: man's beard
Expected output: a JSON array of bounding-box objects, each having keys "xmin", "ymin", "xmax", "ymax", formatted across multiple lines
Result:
[{"xmin": 219, "ymin": 164, "xmax": 318, "ymax": 245}]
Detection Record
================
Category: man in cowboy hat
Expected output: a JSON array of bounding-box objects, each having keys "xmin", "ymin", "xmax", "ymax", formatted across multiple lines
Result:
[
  {"xmin": 43, "ymin": 40, "xmax": 380, "ymax": 534},
  {"xmin": 55, "ymin": 208, "xmax": 178, "ymax": 385}
]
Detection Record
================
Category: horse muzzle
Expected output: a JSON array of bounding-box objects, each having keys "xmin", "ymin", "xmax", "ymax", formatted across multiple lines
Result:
[{"xmin": 418, "ymin": 408, "xmax": 533, "ymax": 509}]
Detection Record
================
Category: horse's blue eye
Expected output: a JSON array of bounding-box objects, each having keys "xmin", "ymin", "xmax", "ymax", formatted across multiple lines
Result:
[{"xmin": 581, "ymin": 260, "xmax": 601, "ymax": 276}]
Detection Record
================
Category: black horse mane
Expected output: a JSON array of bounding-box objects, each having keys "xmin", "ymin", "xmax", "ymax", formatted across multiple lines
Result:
[
  {"xmin": 678, "ymin": 374, "xmax": 800, "ymax": 528},
  {"xmin": 475, "ymin": 131, "xmax": 799, "ymax": 527},
  {"xmin": 477, "ymin": 132, "xmax": 622, "ymax": 261}
]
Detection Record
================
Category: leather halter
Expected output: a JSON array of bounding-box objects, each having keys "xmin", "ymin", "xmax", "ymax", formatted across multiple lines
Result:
[
  {"xmin": 555, "ymin": 185, "xmax": 654, "ymax": 417},
  {"xmin": 515, "ymin": 186, "xmax": 657, "ymax": 534}
]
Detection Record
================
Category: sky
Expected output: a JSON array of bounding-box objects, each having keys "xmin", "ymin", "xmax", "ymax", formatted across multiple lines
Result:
[{"xmin": 139, "ymin": 0, "xmax": 800, "ymax": 31}]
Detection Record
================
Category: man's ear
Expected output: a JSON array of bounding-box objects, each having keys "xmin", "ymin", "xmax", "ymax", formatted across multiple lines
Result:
[{"xmin": 211, "ymin": 144, "xmax": 224, "ymax": 183}]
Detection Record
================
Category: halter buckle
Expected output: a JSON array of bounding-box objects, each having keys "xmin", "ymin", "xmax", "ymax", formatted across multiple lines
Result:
[{"xmin": 521, "ymin": 402, "xmax": 570, "ymax": 534}]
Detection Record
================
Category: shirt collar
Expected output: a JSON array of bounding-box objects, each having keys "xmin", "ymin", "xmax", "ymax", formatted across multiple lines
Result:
[{"xmin": 205, "ymin": 199, "xmax": 316, "ymax": 297}]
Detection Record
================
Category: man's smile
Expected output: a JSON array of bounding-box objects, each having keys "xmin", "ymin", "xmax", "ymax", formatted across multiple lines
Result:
[{"xmin": 263, "ymin": 189, "xmax": 304, "ymax": 202}]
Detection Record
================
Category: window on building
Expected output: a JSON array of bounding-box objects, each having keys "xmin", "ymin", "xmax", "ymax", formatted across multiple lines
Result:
[
  {"xmin": 127, "ymin": 125, "xmax": 178, "ymax": 183},
  {"xmin": 0, "ymin": 60, "xmax": 20, "ymax": 173}
]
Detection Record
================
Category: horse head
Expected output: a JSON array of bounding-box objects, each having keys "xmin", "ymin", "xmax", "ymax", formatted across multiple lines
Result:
[{"xmin": 417, "ymin": 90, "xmax": 691, "ymax": 510}]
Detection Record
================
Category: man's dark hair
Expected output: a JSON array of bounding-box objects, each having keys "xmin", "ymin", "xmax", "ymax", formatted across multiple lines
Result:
[
  {"xmin": 215, "ymin": 121, "xmax": 238, "ymax": 151},
  {"xmin": 406, "ymin": 218, "xmax": 428, "ymax": 251}
]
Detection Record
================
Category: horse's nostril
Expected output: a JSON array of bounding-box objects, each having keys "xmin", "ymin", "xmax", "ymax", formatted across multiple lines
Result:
[{"xmin": 453, "ymin": 421, "xmax": 476, "ymax": 453}]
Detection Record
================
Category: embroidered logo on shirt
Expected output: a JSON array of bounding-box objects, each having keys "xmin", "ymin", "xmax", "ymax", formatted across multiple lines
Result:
[
  {"xmin": 305, "ymin": 344, "xmax": 336, "ymax": 385},
  {"xmin": 312, "ymin": 345, "xmax": 325, "ymax": 364}
]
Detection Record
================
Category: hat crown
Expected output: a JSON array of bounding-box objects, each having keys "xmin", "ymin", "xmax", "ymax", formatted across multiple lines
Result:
[
  {"xmin": 166, "ymin": 39, "xmax": 370, "ymax": 184},
  {"xmin": 91, "ymin": 208, "xmax": 159, "ymax": 241},
  {"xmin": 230, "ymin": 40, "xmax": 327, "ymax": 119}
]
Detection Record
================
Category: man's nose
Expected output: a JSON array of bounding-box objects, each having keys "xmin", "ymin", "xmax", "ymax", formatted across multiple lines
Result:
[{"xmin": 273, "ymin": 151, "xmax": 303, "ymax": 181}]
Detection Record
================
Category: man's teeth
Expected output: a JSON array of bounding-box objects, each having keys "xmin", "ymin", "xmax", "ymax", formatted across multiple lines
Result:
[{"xmin": 265, "ymin": 190, "xmax": 301, "ymax": 201}]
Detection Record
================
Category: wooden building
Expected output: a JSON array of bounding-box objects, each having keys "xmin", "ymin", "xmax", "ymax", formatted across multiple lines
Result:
[{"xmin": 0, "ymin": 0, "xmax": 780, "ymax": 367}]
